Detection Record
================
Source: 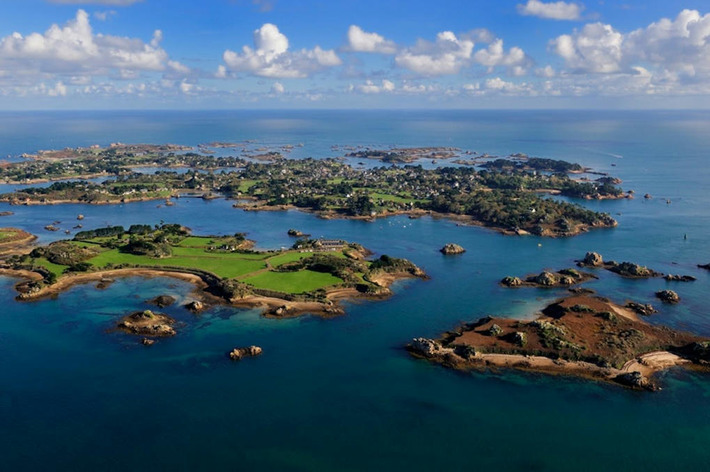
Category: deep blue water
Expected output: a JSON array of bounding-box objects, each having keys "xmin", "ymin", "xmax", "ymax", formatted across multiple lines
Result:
[{"xmin": 1, "ymin": 110, "xmax": 710, "ymax": 471}]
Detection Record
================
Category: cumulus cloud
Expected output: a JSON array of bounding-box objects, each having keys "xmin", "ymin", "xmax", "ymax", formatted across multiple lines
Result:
[
  {"xmin": 221, "ymin": 23, "xmax": 341, "ymax": 78},
  {"xmin": 395, "ymin": 31, "xmax": 474, "ymax": 76},
  {"xmin": 474, "ymin": 39, "xmax": 532, "ymax": 73},
  {"xmin": 0, "ymin": 9, "xmax": 188, "ymax": 80},
  {"xmin": 345, "ymin": 25, "xmax": 397, "ymax": 54},
  {"xmin": 517, "ymin": 0, "xmax": 583, "ymax": 21},
  {"xmin": 47, "ymin": 0, "xmax": 142, "ymax": 5},
  {"xmin": 551, "ymin": 9, "xmax": 710, "ymax": 83},
  {"xmin": 551, "ymin": 23, "xmax": 623, "ymax": 73},
  {"xmin": 394, "ymin": 30, "xmax": 530, "ymax": 76}
]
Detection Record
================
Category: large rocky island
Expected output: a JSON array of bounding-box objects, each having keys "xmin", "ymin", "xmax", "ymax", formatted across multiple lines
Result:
[
  {"xmin": 0, "ymin": 224, "xmax": 426, "ymax": 317},
  {"xmin": 410, "ymin": 294, "xmax": 710, "ymax": 391},
  {"xmin": 0, "ymin": 143, "xmax": 622, "ymax": 237}
]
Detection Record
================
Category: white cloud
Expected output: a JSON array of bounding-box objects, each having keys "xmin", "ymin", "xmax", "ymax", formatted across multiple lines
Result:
[
  {"xmin": 350, "ymin": 79, "xmax": 395, "ymax": 94},
  {"xmin": 346, "ymin": 25, "xmax": 397, "ymax": 54},
  {"xmin": 221, "ymin": 23, "xmax": 341, "ymax": 78},
  {"xmin": 0, "ymin": 9, "xmax": 188, "ymax": 79},
  {"xmin": 395, "ymin": 31, "xmax": 474, "ymax": 76},
  {"xmin": 551, "ymin": 9, "xmax": 710, "ymax": 86},
  {"xmin": 517, "ymin": 0, "xmax": 583, "ymax": 21},
  {"xmin": 271, "ymin": 82, "xmax": 285, "ymax": 94},
  {"xmin": 48, "ymin": 0, "xmax": 142, "ymax": 5},
  {"xmin": 473, "ymin": 39, "xmax": 531, "ymax": 73},
  {"xmin": 551, "ymin": 23, "xmax": 623, "ymax": 73}
]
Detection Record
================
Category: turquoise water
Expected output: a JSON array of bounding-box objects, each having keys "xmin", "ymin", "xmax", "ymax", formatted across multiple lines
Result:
[{"xmin": 1, "ymin": 110, "xmax": 710, "ymax": 470}]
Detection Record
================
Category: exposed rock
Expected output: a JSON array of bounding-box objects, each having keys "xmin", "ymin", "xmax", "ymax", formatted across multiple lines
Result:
[
  {"xmin": 698, "ymin": 263, "xmax": 710, "ymax": 270},
  {"xmin": 500, "ymin": 276, "xmax": 523, "ymax": 287},
  {"xmin": 148, "ymin": 295, "xmax": 176, "ymax": 308},
  {"xmin": 583, "ymin": 252, "xmax": 604, "ymax": 267},
  {"xmin": 141, "ymin": 338, "xmax": 155, "ymax": 346},
  {"xmin": 185, "ymin": 300, "xmax": 205, "ymax": 312},
  {"xmin": 625, "ymin": 302, "xmax": 658, "ymax": 316},
  {"xmin": 513, "ymin": 331, "xmax": 527, "ymax": 346},
  {"xmin": 440, "ymin": 243, "xmax": 466, "ymax": 255},
  {"xmin": 533, "ymin": 271, "xmax": 558, "ymax": 286},
  {"xmin": 644, "ymin": 194, "xmax": 652, "ymax": 199},
  {"xmin": 487, "ymin": 324, "xmax": 503, "ymax": 337},
  {"xmin": 228, "ymin": 345, "xmax": 263, "ymax": 361},
  {"xmin": 95, "ymin": 278, "xmax": 114, "ymax": 290},
  {"xmin": 77, "ymin": 214, "xmax": 84, "ymax": 220},
  {"xmin": 614, "ymin": 371, "xmax": 655, "ymax": 390},
  {"xmin": 656, "ymin": 290, "xmax": 680, "ymax": 304},
  {"xmin": 287, "ymin": 229, "xmax": 309, "ymax": 237},
  {"xmin": 117, "ymin": 310, "xmax": 176, "ymax": 337},
  {"xmin": 411, "ymin": 338, "xmax": 450, "ymax": 357},
  {"xmin": 609, "ymin": 262, "xmax": 661, "ymax": 278},
  {"xmin": 664, "ymin": 274, "xmax": 696, "ymax": 282}
]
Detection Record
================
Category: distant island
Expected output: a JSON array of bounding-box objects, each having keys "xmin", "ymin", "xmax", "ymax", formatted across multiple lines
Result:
[
  {"xmin": 0, "ymin": 224, "xmax": 426, "ymax": 317},
  {"xmin": 0, "ymin": 143, "xmax": 623, "ymax": 237}
]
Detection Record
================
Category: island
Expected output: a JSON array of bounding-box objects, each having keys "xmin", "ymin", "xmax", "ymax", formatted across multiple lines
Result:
[
  {"xmin": 0, "ymin": 143, "xmax": 622, "ymax": 237},
  {"xmin": 0, "ymin": 224, "xmax": 427, "ymax": 317},
  {"xmin": 409, "ymin": 293, "xmax": 710, "ymax": 391}
]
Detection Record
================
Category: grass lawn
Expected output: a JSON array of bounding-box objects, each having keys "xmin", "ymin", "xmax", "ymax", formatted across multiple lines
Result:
[
  {"xmin": 242, "ymin": 270, "xmax": 343, "ymax": 294},
  {"xmin": 267, "ymin": 251, "xmax": 314, "ymax": 267},
  {"xmin": 237, "ymin": 179, "xmax": 258, "ymax": 193},
  {"xmin": 33, "ymin": 258, "xmax": 67, "ymax": 278},
  {"xmin": 86, "ymin": 248, "xmax": 267, "ymax": 278},
  {"xmin": 176, "ymin": 236, "xmax": 213, "ymax": 247}
]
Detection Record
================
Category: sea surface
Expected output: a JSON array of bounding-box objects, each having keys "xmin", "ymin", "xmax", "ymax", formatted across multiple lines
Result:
[{"xmin": 1, "ymin": 110, "xmax": 710, "ymax": 471}]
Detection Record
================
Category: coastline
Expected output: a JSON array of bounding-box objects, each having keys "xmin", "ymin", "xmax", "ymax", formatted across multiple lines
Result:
[{"xmin": 0, "ymin": 266, "xmax": 422, "ymax": 318}]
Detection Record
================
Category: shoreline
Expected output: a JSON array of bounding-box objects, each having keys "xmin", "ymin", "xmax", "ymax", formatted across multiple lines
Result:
[{"xmin": 0, "ymin": 266, "xmax": 420, "ymax": 318}]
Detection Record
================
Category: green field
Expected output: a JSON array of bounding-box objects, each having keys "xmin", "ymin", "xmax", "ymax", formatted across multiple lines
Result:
[
  {"xmin": 86, "ymin": 247, "xmax": 268, "ymax": 278},
  {"xmin": 242, "ymin": 270, "xmax": 343, "ymax": 294},
  {"xmin": 31, "ymin": 230, "xmax": 356, "ymax": 296},
  {"xmin": 34, "ymin": 258, "xmax": 66, "ymax": 278}
]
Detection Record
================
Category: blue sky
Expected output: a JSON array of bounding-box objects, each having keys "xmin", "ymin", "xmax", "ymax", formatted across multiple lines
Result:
[{"xmin": 2, "ymin": 0, "xmax": 710, "ymax": 109}]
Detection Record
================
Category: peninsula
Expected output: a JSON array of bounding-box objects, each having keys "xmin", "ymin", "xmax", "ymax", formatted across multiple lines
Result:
[
  {"xmin": 0, "ymin": 143, "xmax": 621, "ymax": 237},
  {"xmin": 0, "ymin": 224, "xmax": 426, "ymax": 317}
]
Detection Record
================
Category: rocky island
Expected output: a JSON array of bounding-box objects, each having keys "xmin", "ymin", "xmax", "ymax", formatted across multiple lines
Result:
[
  {"xmin": 409, "ymin": 293, "xmax": 710, "ymax": 391},
  {"xmin": 0, "ymin": 224, "xmax": 427, "ymax": 318}
]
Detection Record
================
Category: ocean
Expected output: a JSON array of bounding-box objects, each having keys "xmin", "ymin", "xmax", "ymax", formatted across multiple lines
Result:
[{"xmin": 1, "ymin": 110, "xmax": 709, "ymax": 471}]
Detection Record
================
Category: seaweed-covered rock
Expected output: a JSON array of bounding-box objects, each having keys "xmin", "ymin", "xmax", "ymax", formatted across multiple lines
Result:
[
  {"xmin": 656, "ymin": 290, "xmax": 680, "ymax": 304},
  {"xmin": 615, "ymin": 371, "xmax": 654, "ymax": 390},
  {"xmin": 610, "ymin": 262, "xmax": 660, "ymax": 278},
  {"xmin": 626, "ymin": 302, "xmax": 657, "ymax": 316},
  {"xmin": 185, "ymin": 300, "xmax": 205, "ymax": 312},
  {"xmin": 440, "ymin": 243, "xmax": 465, "ymax": 255},
  {"xmin": 664, "ymin": 274, "xmax": 696, "ymax": 282},
  {"xmin": 148, "ymin": 295, "xmax": 176, "ymax": 308},
  {"xmin": 228, "ymin": 345, "xmax": 263, "ymax": 361}
]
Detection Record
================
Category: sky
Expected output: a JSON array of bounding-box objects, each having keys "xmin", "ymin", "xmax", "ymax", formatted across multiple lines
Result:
[{"xmin": 2, "ymin": 0, "xmax": 710, "ymax": 109}]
